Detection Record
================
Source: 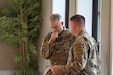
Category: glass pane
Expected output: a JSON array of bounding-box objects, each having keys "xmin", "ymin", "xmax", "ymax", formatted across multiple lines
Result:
[
  {"xmin": 76, "ymin": 0, "xmax": 93, "ymax": 35},
  {"xmin": 97, "ymin": 0, "xmax": 101, "ymax": 42},
  {"xmin": 52, "ymin": 0, "xmax": 66, "ymax": 25}
]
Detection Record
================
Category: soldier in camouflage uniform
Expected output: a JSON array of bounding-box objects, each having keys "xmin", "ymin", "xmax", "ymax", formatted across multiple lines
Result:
[
  {"xmin": 40, "ymin": 14, "xmax": 75, "ymax": 75},
  {"xmin": 51, "ymin": 15, "xmax": 100, "ymax": 75}
]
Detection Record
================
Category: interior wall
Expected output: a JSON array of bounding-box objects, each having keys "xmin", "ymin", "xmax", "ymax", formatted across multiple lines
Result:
[
  {"xmin": 100, "ymin": 0, "xmax": 111, "ymax": 75},
  {"xmin": 0, "ymin": 0, "xmax": 10, "ymax": 7},
  {"xmin": 37, "ymin": 0, "xmax": 52, "ymax": 72},
  {"xmin": 0, "ymin": 43, "xmax": 17, "ymax": 70},
  {"xmin": 110, "ymin": 0, "xmax": 113, "ymax": 75},
  {"xmin": 69, "ymin": 0, "xmax": 76, "ymax": 19},
  {"xmin": 0, "ymin": 0, "xmax": 17, "ymax": 70}
]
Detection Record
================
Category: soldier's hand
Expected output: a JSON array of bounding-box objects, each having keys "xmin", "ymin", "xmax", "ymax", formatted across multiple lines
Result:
[
  {"xmin": 44, "ymin": 66, "xmax": 52, "ymax": 75},
  {"xmin": 51, "ymin": 65, "xmax": 61, "ymax": 74},
  {"xmin": 50, "ymin": 32, "xmax": 58, "ymax": 41}
]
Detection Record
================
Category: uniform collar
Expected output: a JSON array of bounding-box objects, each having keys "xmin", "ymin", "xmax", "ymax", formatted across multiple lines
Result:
[
  {"xmin": 58, "ymin": 27, "xmax": 66, "ymax": 35},
  {"xmin": 77, "ymin": 29, "xmax": 86, "ymax": 36}
]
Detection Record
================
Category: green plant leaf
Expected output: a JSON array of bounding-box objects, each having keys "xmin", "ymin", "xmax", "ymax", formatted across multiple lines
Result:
[{"xmin": 0, "ymin": 0, "xmax": 42, "ymax": 75}]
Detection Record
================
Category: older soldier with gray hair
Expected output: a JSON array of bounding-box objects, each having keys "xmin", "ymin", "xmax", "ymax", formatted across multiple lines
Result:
[
  {"xmin": 40, "ymin": 14, "xmax": 75, "ymax": 75},
  {"xmin": 51, "ymin": 14, "xmax": 100, "ymax": 75}
]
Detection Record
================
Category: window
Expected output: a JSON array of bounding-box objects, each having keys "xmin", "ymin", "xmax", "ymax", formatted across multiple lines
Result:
[
  {"xmin": 97, "ymin": 0, "xmax": 101, "ymax": 42},
  {"xmin": 92, "ymin": 0, "xmax": 101, "ymax": 41},
  {"xmin": 76, "ymin": 0, "xmax": 93, "ymax": 35},
  {"xmin": 92, "ymin": 0, "xmax": 101, "ymax": 53},
  {"xmin": 52, "ymin": 0, "xmax": 66, "ymax": 25},
  {"xmin": 52, "ymin": 0, "xmax": 69, "ymax": 28}
]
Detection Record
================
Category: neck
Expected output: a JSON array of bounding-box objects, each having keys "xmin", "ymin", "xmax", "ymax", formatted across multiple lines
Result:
[
  {"xmin": 58, "ymin": 26, "xmax": 64, "ymax": 34},
  {"xmin": 74, "ymin": 27, "xmax": 85, "ymax": 36}
]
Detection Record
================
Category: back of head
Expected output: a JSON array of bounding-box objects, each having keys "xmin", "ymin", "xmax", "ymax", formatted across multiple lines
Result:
[
  {"xmin": 49, "ymin": 14, "xmax": 62, "ymax": 22},
  {"xmin": 70, "ymin": 14, "xmax": 85, "ymax": 27}
]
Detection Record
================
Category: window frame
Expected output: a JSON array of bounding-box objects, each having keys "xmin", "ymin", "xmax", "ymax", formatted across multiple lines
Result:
[
  {"xmin": 65, "ymin": 0, "xmax": 69, "ymax": 28},
  {"xmin": 92, "ymin": 0, "xmax": 98, "ymax": 41}
]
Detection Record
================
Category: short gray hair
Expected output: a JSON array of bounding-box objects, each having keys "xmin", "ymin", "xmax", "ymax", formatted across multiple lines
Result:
[{"xmin": 49, "ymin": 14, "xmax": 62, "ymax": 22}]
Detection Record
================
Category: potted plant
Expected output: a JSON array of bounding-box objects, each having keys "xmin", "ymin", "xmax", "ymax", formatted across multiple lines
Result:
[{"xmin": 0, "ymin": 0, "xmax": 42, "ymax": 75}]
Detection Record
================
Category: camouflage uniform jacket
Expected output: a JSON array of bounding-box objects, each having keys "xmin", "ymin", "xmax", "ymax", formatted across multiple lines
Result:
[
  {"xmin": 60, "ymin": 30, "xmax": 100, "ymax": 75},
  {"xmin": 40, "ymin": 29, "xmax": 75, "ymax": 66}
]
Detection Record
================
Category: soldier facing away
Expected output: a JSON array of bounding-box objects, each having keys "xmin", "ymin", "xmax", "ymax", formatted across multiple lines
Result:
[
  {"xmin": 51, "ymin": 14, "xmax": 101, "ymax": 75},
  {"xmin": 40, "ymin": 14, "xmax": 75, "ymax": 75}
]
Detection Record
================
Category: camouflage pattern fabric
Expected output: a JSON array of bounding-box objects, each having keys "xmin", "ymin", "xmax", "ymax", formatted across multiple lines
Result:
[
  {"xmin": 40, "ymin": 29, "xmax": 75, "ymax": 75},
  {"xmin": 60, "ymin": 30, "xmax": 100, "ymax": 75}
]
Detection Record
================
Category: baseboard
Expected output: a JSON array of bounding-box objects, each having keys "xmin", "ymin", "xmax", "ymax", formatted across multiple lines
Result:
[
  {"xmin": 0, "ymin": 70, "xmax": 16, "ymax": 75},
  {"xmin": 0, "ymin": 70, "xmax": 43, "ymax": 75}
]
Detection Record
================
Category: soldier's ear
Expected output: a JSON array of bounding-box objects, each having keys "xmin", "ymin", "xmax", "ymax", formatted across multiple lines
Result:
[
  {"xmin": 61, "ymin": 21, "xmax": 64, "ymax": 26},
  {"xmin": 71, "ymin": 22, "xmax": 75, "ymax": 28}
]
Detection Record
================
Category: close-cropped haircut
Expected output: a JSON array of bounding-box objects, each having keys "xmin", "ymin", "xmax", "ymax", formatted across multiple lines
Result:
[
  {"xmin": 49, "ymin": 14, "xmax": 62, "ymax": 22},
  {"xmin": 70, "ymin": 14, "xmax": 85, "ymax": 27}
]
